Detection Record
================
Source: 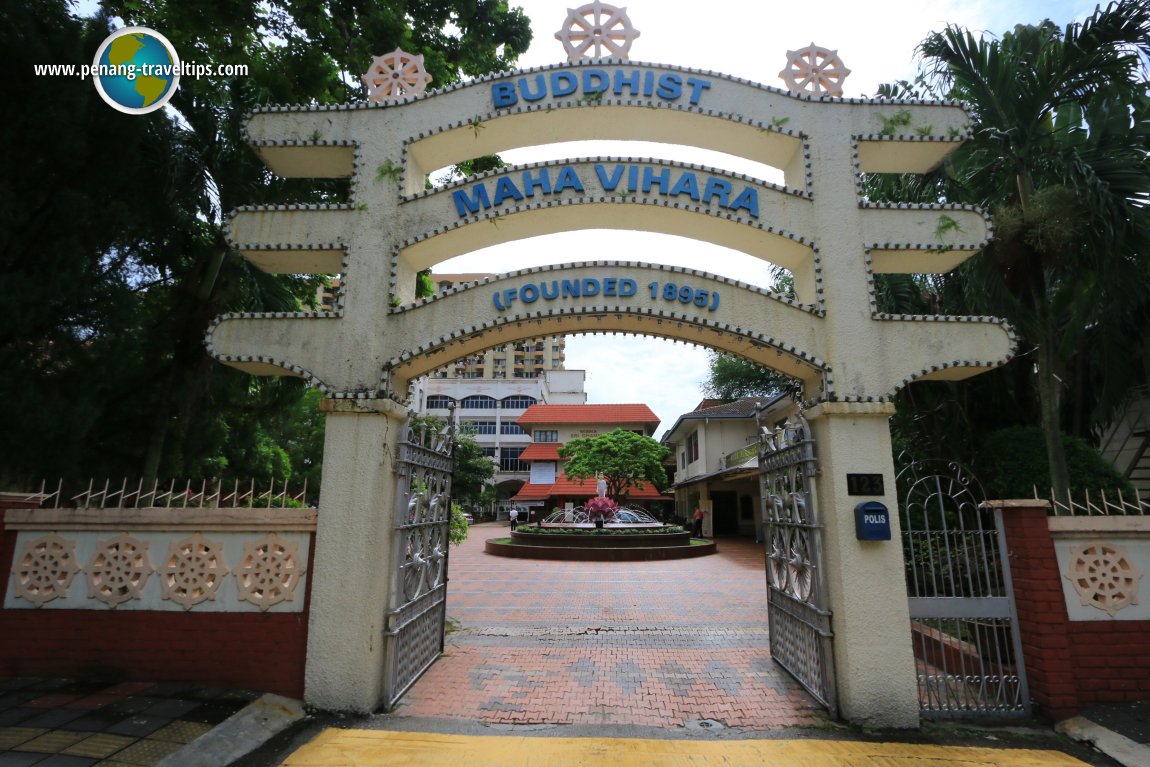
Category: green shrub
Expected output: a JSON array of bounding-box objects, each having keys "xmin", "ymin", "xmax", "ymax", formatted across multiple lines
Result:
[
  {"xmin": 449, "ymin": 504, "xmax": 470, "ymax": 546},
  {"xmin": 975, "ymin": 427, "xmax": 1134, "ymax": 500}
]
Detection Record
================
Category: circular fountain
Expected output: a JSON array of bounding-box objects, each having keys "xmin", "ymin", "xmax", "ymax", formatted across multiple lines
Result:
[
  {"xmin": 485, "ymin": 498, "xmax": 716, "ymax": 561},
  {"xmin": 540, "ymin": 504, "xmax": 663, "ymax": 527}
]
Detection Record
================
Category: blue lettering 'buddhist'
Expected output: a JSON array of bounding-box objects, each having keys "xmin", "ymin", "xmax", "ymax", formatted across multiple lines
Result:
[
  {"xmin": 492, "ymin": 67, "xmax": 711, "ymax": 108},
  {"xmin": 452, "ymin": 163, "xmax": 759, "ymax": 219}
]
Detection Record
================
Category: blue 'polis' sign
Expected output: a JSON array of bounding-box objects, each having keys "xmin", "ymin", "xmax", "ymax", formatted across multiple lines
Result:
[{"xmin": 854, "ymin": 501, "xmax": 892, "ymax": 541}]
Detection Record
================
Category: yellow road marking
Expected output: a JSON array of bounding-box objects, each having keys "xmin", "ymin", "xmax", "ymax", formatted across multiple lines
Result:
[{"xmin": 281, "ymin": 729, "xmax": 1088, "ymax": 766}]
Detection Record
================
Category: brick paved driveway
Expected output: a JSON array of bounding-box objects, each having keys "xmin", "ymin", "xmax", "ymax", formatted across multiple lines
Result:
[{"xmin": 393, "ymin": 526, "xmax": 824, "ymax": 729}]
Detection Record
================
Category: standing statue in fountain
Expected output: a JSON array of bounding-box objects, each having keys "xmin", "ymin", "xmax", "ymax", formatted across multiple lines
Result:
[{"xmin": 585, "ymin": 478, "xmax": 617, "ymax": 530}]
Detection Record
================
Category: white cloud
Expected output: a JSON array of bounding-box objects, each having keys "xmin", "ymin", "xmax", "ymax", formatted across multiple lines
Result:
[{"xmin": 565, "ymin": 334, "xmax": 711, "ymax": 438}]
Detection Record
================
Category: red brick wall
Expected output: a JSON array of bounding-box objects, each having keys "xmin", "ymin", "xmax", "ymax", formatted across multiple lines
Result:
[
  {"xmin": 1067, "ymin": 619, "xmax": 1150, "ymax": 704},
  {"xmin": 0, "ymin": 505, "xmax": 17, "ymax": 603},
  {"xmin": 0, "ymin": 610, "xmax": 308, "ymax": 698},
  {"xmin": 999, "ymin": 503, "xmax": 1150, "ymax": 719},
  {"xmin": 0, "ymin": 507, "xmax": 313, "ymax": 699}
]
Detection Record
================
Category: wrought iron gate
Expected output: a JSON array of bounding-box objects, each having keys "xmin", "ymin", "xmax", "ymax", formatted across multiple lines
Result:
[
  {"xmin": 382, "ymin": 417, "xmax": 454, "ymax": 710},
  {"xmin": 898, "ymin": 459, "xmax": 1029, "ymax": 718},
  {"xmin": 757, "ymin": 413, "xmax": 837, "ymax": 716}
]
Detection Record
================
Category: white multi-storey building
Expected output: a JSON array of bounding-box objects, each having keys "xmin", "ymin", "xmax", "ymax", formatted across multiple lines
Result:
[
  {"xmin": 407, "ymin": 274, "xmax": 585, "ymax": 515},
  {"xmin": 430, "ymin": 274, "xmax": 566, "ymax": 379},
  {"xmin": 412, "ymin": 370, "xmax": 587, "ymax": 516}
]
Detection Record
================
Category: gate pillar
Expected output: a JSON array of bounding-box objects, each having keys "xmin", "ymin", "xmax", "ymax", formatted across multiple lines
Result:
[
  {"xmin": 304, "ymin": 398, "xmax": 409, "ymax": 712},
  {"xmin": 806, "ymin": 402, "xmax": 918, "ymax": 728}
]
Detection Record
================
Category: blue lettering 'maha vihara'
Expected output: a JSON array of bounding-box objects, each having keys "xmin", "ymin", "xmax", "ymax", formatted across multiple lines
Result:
[
  {"xmin": 492, "ymin": 68, "xmax": 712, "ymax": 109},
  {"xmin": 452, "ymin": 163, "xmax": 759, "ymax": 219}
]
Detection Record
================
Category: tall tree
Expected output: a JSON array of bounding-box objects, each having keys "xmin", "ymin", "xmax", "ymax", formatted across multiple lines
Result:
[
  {"xmin": 559, "ymin": 429, "xmax": 670, "ymax": 501},
  {"xmin": 0, "ymin": 0, "xmax": 197, "ymax": 482},
  {"xmin": 100, "ymin": 0, "xmax": 531, "ymax": 479},
  {"xmin": 451, "ymin": 431, "xmax": 496, "ymax": 504},
  {"xmin": 703, "ymin": 353, "xmax": 800, "ymax": 401},
  {"xmin": 912, "ymin": 2, "xmax": 1150, "ymax": 495},
  {"xmin": 2, "ymin": 0, "xmax": 531, "ymax": 485}
]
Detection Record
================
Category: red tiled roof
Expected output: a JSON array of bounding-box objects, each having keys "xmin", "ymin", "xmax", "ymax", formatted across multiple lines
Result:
[
  {"xmin": 510, "ymin": 482, "xmax": 553, "ymax": 501},
  {"xmin": 511, "ymin": 474, "xmax": 670, "ymax": 501},
  {"xmin": 517, "ymin": 404, "xmax": 659, "ymax": 426},
  {"xmin": 519, "ymin": 443, "xmax": 562, "ymax": 461}
]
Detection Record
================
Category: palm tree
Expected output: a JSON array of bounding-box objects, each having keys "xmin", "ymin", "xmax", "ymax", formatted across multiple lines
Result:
[{"xmin": 915, "ymin": 1, "xmax": 1150, "ymax": 497}]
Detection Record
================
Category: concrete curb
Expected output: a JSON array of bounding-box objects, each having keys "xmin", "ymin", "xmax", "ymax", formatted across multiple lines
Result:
[
  {"xmin": 1056, "ymin": 716, "xmax": 1150, "ymax": 767},
  {"xmin": 155, "ymin": 693, "xmax": 305, "ymax": 767}
]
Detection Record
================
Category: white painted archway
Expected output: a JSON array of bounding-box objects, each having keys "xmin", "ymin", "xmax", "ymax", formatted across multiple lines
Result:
[{"xmin": 208, "ymin": 60, "xmax": 1013, "ymax": 726}]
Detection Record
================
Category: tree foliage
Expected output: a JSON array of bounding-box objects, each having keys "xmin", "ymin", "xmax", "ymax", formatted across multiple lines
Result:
[
  {"xmin": 852, "ymin": 3, "xmax": 1150, "ymax": 487},
  {"xmin": 909, "ymin": 2, "xmax": 1150, "ymax": 495},
  {"xmin": 558, "ymin": 429, "xmax": 670, "ymax": 500},
  {"xmin": 704, "ymin": 352, "xmax": 800, "ymax": 400},
  {"xmin": 974, "ymin": 426, "xmax": 1134, "ymax": 501},
  {"xmin": 449, "ymin": 504, "xmax": 470, "ymax": 546},
  {"xmin": 451, "ymin": 430, "xmax": 496, "ymax": 504},
  {"xmin": 1, "ymin": 0, "xmax": 530, "ymax": 487}
]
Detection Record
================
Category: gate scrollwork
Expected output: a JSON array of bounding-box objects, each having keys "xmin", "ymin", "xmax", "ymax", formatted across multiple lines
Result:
[
  {"xmin": 383, "ymin": 415, "xmax": 455, "ymax": 709},
  {"xmin": 757, "ymin": 411, "xmax": 837, "ymax": 717}
]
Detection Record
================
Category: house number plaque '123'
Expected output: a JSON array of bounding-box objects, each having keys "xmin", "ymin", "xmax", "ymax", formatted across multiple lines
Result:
[{"xmin": 846, "ymin": 473, "xmax": 884, "ymax": 496}]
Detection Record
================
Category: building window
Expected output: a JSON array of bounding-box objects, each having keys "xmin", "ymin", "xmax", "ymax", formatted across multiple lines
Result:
[
  {"xmin": 461, "ymin": 420, "xmax": 497, "ymax": 435},
  {"xmin": 460, "ymin": 395, "xmax": 497, "ymax": 409},
  {"xmin": 501, "ymin": 395, "xmax": 537, "ymax": 409},
  {"xmin": 687, "ymin": 431, "xmax": 699, "ymax": 463},
  {"xmin": 534, "ymin": 430, "xmax": 559, "ymax": 443},
  {"xmin": 500, "ymin": 422, "xmax": 526, "ymax": 435},
  {"xmin": 500, "ymin": 447, "xmax": 528, "ymax": 472},
  {"xmin": 483, "ymin": 447, "xmax": 498, "ymax": 459},
  {"xmin": 426, "ymin": 395, "xmax": 454, "ymax": 410}
]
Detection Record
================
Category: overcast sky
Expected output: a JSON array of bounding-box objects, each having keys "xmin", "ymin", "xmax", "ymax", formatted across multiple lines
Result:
[{"xmin": 436, "ymin": 0, "xmax": 1095, "ymax": 438}]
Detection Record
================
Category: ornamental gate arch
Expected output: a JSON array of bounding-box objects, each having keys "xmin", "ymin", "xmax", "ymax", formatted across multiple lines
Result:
[{"xmin": 209, "ymin": 57, "xmax": 1014, "ymax": 727}]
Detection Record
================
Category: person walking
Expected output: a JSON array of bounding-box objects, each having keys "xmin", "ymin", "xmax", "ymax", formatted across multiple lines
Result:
[
  {"xmin": 693, "ymin": 506, "xmax": 704, "ymax": 537},
  {"xmin": 509, "ymin": 506, "xmax": 519, "ymax": 531}
]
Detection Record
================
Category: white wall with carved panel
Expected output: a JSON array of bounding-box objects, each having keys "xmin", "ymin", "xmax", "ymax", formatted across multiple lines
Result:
[
  {"xmin": 3, "ymin": 508, "xmax": 313, "ymax": 613},
  {"xmin": 1052, "ymin": 517, "xmax": 1148, "ymax": 621}
]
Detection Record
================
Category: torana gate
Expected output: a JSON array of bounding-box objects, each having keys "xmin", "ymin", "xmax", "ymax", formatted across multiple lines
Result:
[{"xmin": 208, "ymin": 28, "xmax": 1013, "ymax": 727}]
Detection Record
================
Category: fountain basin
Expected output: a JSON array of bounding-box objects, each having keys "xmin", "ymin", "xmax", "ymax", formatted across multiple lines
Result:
[{"xmin": 485, "ymin": 528, "xmax": 715, "ymax": 561}]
